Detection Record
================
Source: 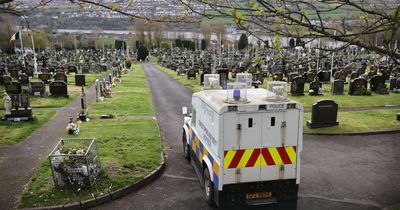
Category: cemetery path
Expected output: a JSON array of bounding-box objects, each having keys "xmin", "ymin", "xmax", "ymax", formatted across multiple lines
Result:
[
  {"xmin": 97, "ymin": 62, "xmax": 400, "ymax": 210},
  {"xmin": 0, "ymin": 78, "xmax": 101, "ymax": 209}
]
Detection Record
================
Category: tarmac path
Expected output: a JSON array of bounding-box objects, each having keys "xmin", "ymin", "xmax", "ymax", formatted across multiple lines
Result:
[{"xmin": 96, "ymin": 62, "xmax": 400, "ymax": 210}]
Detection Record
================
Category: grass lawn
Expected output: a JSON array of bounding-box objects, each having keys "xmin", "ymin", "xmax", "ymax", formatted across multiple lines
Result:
[
  {"xmin": 29, "ymin": 73, "xmax": 110, "ymax": 108},
  {"xmin": 156, "ymin": 65, "xmax": 202, "ymax": 93},
  {"xmin": 0, "ymin": 110, "xmax": 56, "ymax": 145},
  {"xmin": 89, "ymin": 69, "xmax": 154, "ymax": 117},
  {"xmin": 304, "ymin": 109, "xmax": 400, "ymax": 134},
  {"xmin": 155, "ymin": 64, "xmax": 400, "ymax": 133},
  {"xmin": 18, "ymin": 64, "xmax": 162, "ymax": 208}
]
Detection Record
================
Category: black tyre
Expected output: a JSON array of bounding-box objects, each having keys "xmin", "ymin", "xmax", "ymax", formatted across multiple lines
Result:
[
  {"xmin": 203, "ymin": 167, "xmax": 215, "ymax": 206},
  {"xmin": 182, "ymin": 131, "xmax": 190, "ymax": 160}
]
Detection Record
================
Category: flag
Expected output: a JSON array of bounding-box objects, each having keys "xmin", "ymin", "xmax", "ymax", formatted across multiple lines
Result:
[{"xmin": 9, "ymin": 31, "xmax": 20, "ymax": 43}]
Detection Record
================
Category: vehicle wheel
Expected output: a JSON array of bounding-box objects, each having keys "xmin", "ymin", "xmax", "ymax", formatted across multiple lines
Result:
[
  {"xmin": 203, "ymin": 167, "xmax": 215, "ymax": 206},
  {"xmin": 182, "ymin": 131, "xmax": 190, "ymax": 160}
]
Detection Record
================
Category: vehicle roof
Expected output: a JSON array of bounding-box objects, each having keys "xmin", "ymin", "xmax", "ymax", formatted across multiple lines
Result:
[{"xmin": 193, "ymin": 88, "xmax": 300, "ymax": 114}]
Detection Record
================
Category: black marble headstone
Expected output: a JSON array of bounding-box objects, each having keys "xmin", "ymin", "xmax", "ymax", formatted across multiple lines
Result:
[
  {"xmin": 307, "ymin": 100, "xmax": 339, "ymax": 128},
  {"xmin": 331, "ymin": 80, "xmax": 345, "ymax": 95},
  {"xmin": 49, "ymin": 81, "xmax": 69, "ymax": 97},
  {"xmin": 75, "ymin": 74, "xmax": 86, "ymax": 86},
  {"xmin": 290, "ymin": 76, "xmax": 305, "ymax": 96},
  {"xmin": 54, "ymin": 73, "xmax": 68, "ymax": 83},
  {"xmin": 349, "ymin": 77, "xmax": 369, "ymax": 95},
  {"xmin": 217, "ymin": 69, "xmax": 229, "ymax": 89},
  {"xmin": 370, "ymin": 75, "xmax": 385, "ymax": 92},
  {"xmin": 29, "ymin": 81, "xmax": 45, "ymax": 96},
  {"xmin": 38, "ymin": 73, "xmax": 52, "ymax": 83}
]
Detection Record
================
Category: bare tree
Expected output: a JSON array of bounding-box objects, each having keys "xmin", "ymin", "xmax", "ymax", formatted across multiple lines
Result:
[
  {"xmin": 133, "ymin": 20, "xmax": 146, "ymax": 46},
  {"xmin": 180, "ymin": 0, "xmax": 400, "ymax": 60},
  {"xmin": 200, "ymin": 21, "xmax": 212, "ymax": 49},
  {"xmin": 0, "ymin": 13, "xmax": 16, "ymax": 52},
  {"xmin": 215, "ymin": 20, "xmax": 227, "ymax": 49},
  {"xmin": 153, "ymin": 22, "xmax": 165, "ymax": 48},
  {"xmin": 146, "ymin": 23, "xmax": 153, "ymax": 46}
]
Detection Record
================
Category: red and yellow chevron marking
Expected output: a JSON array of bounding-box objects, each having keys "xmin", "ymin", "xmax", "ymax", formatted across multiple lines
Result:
[{"xmin": 224, "ymin": 146, "xmax": 296, "ymax": 169}]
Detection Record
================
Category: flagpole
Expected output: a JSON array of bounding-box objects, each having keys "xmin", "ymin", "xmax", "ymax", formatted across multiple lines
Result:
[{"xmin": 20, "ymin": 30, "xmax": 26, "ymax": 67}]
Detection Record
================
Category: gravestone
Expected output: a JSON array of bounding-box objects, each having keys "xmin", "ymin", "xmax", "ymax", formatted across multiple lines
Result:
[
  {"xmin": 309, "ymin": 80, "xmax": 323, "ymax": 96},
  {"xmin": 389, "ymin": 77, "xmax": 398, "ymax": 91},
  {"xmin": 2, "ymin": 75, "xmax": 12, "ymax": 84},
  {"xmin": 54, "ymin": 73, "xmax": 68, "ymax": 83},
  {"xmin": 306, "ymin": 100, "xmax": 339, "ymax": 128},
  {"xmin": 290, "ymin": 76, "xmax": 305, "ymax": 96},
  {"xmin": 81, "ymin": 65, "xmax": 90, "ymax": 74},
  {"xmin": 273, "ymin": 72, "xmax": 284, "ymax": 81},
  {"xmin": 217, "ymin": 69, "xmax": 229, "ymax": 89},
  {"xmin": 75, "ymin": 74, "xmax": 86, "ymax": 86},
  {"xmin": 25, "ymin": 66, "xmax": 34, "ymax": 77},
  {"xmin": 393, "ymin": 77, "xmax": 400, "ymax": 93},
  {"xmin": 78, "ymin": 87, "xmax": 89, "ymax": 121},
  {"xmin": 18, "ymin": 73, "xmax": 30, "ymax": 85},
  {"xmin": 41, "ymin": 67, "xmax": 49, "ymax": 73},
  {"xmin": 29, "ymin": 81, "xmax": 45, "ymax": 97},
  {"xmin": 94, "ymin": 65, "xmax": 101, "ymax": 74},
  {"xmin": 187, "ymin": 68, "xmax": 196, "ymax": 80},
  {"xmin": 331, "ymin": 80, "xmax": 345, "ymax": 95},
  {"xmin": 95, "ymin": 79, "xmax": 103, "ymax": 102},
  {"xmin": 304, "ymin": 72, "xmax": 316, "ymax": 83},
  {"xmin": 349, "ymin": 77, "xmax": 370, "ymax": 95},
  {"xmin": 67, "ymin": 65, "xmax": 78, "ymax": 74},
  {"xmin": 350, "ymin": 72, "xmax": 359, "ymax": 80},
  {"xmin": 3, "ymin": 93, "xmax": 34, "ymax": 121},
  {"xmin": 38, "ymin": 73, "xmax": 52, "ymax": 84},
  {"xmin": 381, "ymin": 68, "xmax": 391, "ymax": 81},
  {"xmin": 9, "ymin": 69, "xmax": 19, "ymax": 79},
  {"xmin": 370, "ymin": 75, "xmax": 388, "ymax": 94},
  {"xmin": 288, "ymin": 72, "xmax": 299, "ymax": 83},
  {"xmin": 200, "ymin": 72, "xmax": 206, "ymax": 85},
  {"xmin": 49, "ymin": 81, "xmax": 69, "ymax": 97},
  {"xmin": 5, "ymin": 81, "xmax": 22, "ymax": 94},
  {"xmin": 317, "ymin": 71, "xmax": 330, "ymax": 83}
]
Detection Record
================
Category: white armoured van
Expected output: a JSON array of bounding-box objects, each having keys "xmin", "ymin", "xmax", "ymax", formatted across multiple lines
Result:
[{"xmin": 182, "ymin": 77, "xmax": 303, "ymax": 208}]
